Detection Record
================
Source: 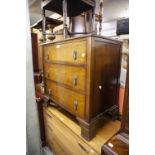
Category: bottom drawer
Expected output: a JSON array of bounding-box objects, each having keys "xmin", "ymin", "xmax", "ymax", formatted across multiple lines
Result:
[
  {"xmin": 44, "ymin": 111, "xmax": 98, "ymax": 155},
  {"xmin": 45, "ymin": 80, "xmax": 85, "ymax": 118},
  {"xmin": 46, "ymin": 126, "xmax": 68, "ymax": 155}
]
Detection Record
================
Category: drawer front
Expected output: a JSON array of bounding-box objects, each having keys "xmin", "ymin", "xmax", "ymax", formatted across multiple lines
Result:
[
  {"xmin": 46, "ymin": 126, "xmax": 68, "ymax": 155},
  {"xmin": 44, "ymin": 63, "xmax": 86, "ymax": 92},
  {"xmin": 46, "ymin": 80, "xmax": 85, "ymax": 118},
  {"xmin": 44, "ymin": 113, "xmax": 67, "ymax": 155},
  {"xmin": 44, "ymin": 112, "xmax": 98, "ymax": 155},
  {"xmin": 44, "ymin": 113, "xmax": 73, "ymax": 155},
  {"xmin": 44, "ymin": 40, "xmax": 87, "ymax": 64},
  {"xmin": 47, "ymin": 127, "xmax": 72, "ymax": 155}
]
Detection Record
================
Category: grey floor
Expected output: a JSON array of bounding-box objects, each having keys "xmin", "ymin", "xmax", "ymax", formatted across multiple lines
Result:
[{"xmin": 43, "ymin": 146, "xmax": 53, "ymax": 155}]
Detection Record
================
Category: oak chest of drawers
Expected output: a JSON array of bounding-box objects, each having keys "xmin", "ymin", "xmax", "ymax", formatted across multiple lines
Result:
[{"xmin": 42, "ymin": 35, "xmax": 122, "ymax": 140}]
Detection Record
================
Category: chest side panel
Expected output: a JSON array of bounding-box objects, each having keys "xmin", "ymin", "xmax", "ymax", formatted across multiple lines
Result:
[{"xmin": 92, "ymin": 39, "xmax": 121, "ymax": 117}]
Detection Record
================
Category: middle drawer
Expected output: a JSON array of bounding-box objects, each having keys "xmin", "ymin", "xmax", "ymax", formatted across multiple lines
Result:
[{"xmin": 44, "ymin": 63, "xmax": 86, "ymax": 92}]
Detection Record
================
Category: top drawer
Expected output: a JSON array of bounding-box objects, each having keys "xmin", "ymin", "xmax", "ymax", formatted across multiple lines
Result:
[{"xmin": 43, "ymin": 40, "xmax": 87, "ymax": 64}]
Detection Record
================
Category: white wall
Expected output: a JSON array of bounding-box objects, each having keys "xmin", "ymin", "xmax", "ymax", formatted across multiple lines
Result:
[
  {"xmin": 26, "ymin": 0, "xmax": 42, "ymax": 155},
  {"xmin": 102, "ymin": 0, "xmax": 129, "ymax": 36},
  {"xmin": 103, "ymin": 0, "xmax": 129, "ymax": 22}
]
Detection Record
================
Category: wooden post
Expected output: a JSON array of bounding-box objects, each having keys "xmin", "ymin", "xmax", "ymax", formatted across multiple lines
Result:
[
  {"xmin": 42, "ymin": 7, "xmax": 46, "ymax": 42},
  {"xmin": 99, "ymin": 0, "xmax": 104, "ymax": 35},
  {"xmin": 92, "ymin": 1, "xmax": 97, "ymax": 34},
  {"xmin": 63, "ymin": 0, "xmax": 68, "ymax": 39}
]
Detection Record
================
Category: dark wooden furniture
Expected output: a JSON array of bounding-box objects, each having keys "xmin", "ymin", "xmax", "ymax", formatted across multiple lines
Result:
[
  {"xmin": 35, "ymin": 84, "xmax": 46, "ymax": 146},
  {"xmin": 101, "ymin": 133, "xmax": 129, "ymax": 155},
  {"xmin": 41, "ymin": 0, "xmax": 96, "ymax": 40},
  {"xmin": 41, "ymin": 34, "xmax": 122, "ymax": 140},
  {"xmin": 31, "ymin": 17, "xmax": 63, "ymax": 42},
  {"xmin": 31, "ymin": 33, "xmax": 47, "ymax": 146},
  {"xmin": 31, "ymin": 17, "xmax": 63, "ymax": 30},
  {"xmin": 42, "ymin": 0, "xmax": 95, "ymax": 17},
  {"xmin": 101, "ymin": 60, "xmax": 129, "ymax": 155},
  {"xmin": 31, "ymin": 33, "xmax": 39, "ymax": 72},
  {"xmin": 31, "ymin": 33, "xmax": 42, "ymax": 83}
]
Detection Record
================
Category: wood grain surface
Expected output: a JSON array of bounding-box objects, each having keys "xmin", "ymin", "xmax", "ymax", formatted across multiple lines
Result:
[
  {"xmin": 43, "ymin": 106, "xmax": 121, "ymax": 155},
  {"xmin": 45, "ymin": 80, "xmax": 85, "ymax": 118},
  {"xmin": 44, "ymin": 63, "xmax": 86, "ymax": 91},
  {"xmin": 44, "ymin": 40, "xmax": 87, "ymax": 64}
]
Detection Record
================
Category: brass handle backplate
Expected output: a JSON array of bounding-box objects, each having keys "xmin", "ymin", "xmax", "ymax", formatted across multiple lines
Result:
[{"xmin": 72, "ymin": 50, "xmax": 77, "ymax": 60}]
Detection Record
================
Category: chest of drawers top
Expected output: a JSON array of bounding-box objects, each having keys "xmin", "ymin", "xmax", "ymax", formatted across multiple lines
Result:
[{"xmin": 41, "ymin": 34, "xmax": 122, "ymax": 46}]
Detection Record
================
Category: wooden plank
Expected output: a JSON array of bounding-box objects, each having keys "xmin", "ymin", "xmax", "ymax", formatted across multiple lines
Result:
[{"xmin": 44, "ymin": 106, "xmax": 120, "ymax": 154}]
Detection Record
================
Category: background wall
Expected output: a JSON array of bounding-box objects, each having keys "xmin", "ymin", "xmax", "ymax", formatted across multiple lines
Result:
[{"xmin": 102, "ymin": 0, "xmax": 129, "ymax": 36}]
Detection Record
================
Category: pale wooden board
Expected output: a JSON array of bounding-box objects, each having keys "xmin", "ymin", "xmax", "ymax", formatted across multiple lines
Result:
[{"xmin": 45, "ymin": 106, "xmax": 121, "ymax": 154}]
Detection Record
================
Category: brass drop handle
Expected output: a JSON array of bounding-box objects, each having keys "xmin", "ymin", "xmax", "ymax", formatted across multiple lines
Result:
[
  {"xmin": 72, "ymin": 76, "xmax": 77, "ymax": 86},
  {"xmin": 72, "ymin": 50, "xmax": 77, "ymax": 60},
  {"xmin": 78, "ymin": 143, "xmax": 89, "ymax": 154},
  {"xmin": 73, "ymin": 100, "xmax": 78, "ymax": 110}
]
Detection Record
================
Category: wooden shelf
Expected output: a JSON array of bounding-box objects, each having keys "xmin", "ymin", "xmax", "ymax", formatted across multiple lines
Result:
[
  {"xmin": 42, "ymin": 0, "xmax": 95, "ymax": 17},
  {"xmin": 31, "ymin": 17, "xmax": 63, "ymax": 29}
]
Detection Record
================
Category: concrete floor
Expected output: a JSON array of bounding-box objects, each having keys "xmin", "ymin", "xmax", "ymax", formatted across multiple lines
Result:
[{"xmin": 43, "ymin": 146, "xmax": 53, "ymax": 155}]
